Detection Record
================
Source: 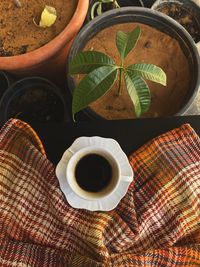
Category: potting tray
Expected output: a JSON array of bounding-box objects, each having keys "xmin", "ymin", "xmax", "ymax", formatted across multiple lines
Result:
[{"xmin": 32, "ymin": 115, "xmax": 200, "ymax": 165}]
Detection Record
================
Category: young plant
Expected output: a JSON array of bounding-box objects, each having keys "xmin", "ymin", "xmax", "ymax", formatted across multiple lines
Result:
[
  {"xmin": 69, "ymin": 26, "xmax": 167, "ymax": 119},
  {"xmin": 90, "ymin": 0, "xmax": 120, "ymax": 20}
]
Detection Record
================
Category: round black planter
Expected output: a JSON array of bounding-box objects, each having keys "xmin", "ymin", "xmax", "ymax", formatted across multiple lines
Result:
[
  {"xmin": 0, "ymin": 77, "xmax": 68, "ymax": 126},
  {"xmin": 152, "ymin": 0, "xmax": 200, "ymax": 43},
  {"xmin": 67, "ymin": 7, "xmax": 200, "ymax": 120},
  {"xmin": 87, "ymin": 0, "xmax": 156, "ymax": 22},
  {"xmin": 0, "ymin": 71, "xmax": 13, "ymax": 99}
]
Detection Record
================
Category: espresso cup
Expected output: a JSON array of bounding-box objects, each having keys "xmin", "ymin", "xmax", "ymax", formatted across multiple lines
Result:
[{"xmin": 66, "ymin": 146, "xmax": 121, "ymax": 200}]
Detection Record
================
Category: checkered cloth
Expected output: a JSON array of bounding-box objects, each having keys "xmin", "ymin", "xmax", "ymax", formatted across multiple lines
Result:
[{"xmin": 0, "ymin": 119, "xmax": 200, "ymax": 267}]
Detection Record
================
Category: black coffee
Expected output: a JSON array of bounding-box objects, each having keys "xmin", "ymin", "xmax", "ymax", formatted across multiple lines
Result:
[{"xmin": 75, "ymin": 154, "xmax": 112, "ymax": 192}]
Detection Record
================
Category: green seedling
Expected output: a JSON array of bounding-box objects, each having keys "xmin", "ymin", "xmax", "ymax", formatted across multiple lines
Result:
[{"xmin": 69, "ymin": 27, "xmax": 167, "ymax": 120}]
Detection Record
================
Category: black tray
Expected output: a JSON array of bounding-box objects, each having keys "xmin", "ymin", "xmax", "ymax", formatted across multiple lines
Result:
[{"xmin": 32, "ymin": 115, "xmax": 200, "ymax": 165}]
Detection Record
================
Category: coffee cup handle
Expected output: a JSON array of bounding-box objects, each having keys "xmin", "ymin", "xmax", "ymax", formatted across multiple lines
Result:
[{"xmin": 121, "ymin": 175, "xmax": 133, "ymax": 183}]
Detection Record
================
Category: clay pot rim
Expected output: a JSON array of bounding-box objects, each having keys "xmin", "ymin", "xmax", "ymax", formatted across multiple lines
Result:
[
  {"xmin": 67, "ymin": 6, "xmax": 200, "ymax": 120},
  {"xmin": 0, "ymin": 0, "xmax": 89, "ymax": 70}
]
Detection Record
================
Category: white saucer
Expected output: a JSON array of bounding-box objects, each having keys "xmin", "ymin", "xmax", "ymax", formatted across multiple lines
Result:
[{"xmin": 56, "ymin": 136, "xmax": 133, "ymax": 211}]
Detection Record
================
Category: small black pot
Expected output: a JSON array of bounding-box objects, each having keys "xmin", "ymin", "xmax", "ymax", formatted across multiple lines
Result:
[
  {"xmin": 0, "ymin": 77, "xmax": 68, "ymax": 126},
  {"xmin": 67, "ymin": 7, "xmax": 200, "ymax": 120},
  {"xmin": 152, "ymin": 0, "xmax": 200, "ymax": 43},
  {"xmin": 87, "ymin": 0, "xmax": 156, "ymax": 22}
]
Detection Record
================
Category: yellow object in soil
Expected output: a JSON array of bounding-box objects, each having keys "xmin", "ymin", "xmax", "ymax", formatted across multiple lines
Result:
[{"xmin": 39, "ymin": 5, "xmax": 57, "ymax": 28}]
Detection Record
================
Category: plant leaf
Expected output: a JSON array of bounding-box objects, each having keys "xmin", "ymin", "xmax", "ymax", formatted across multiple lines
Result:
[
  {"xmin": 39, "ymin": 5, "xmax": 57, "ymax": 28},
  {"xmin": 116, "ymin": 27, "xmax": 141, "ymax": 61},
  {"xmin": 127, "ymin": 63, "xmax": 167, "ymax": 86},
  {"xmin": 69, "ymin": 51, "xmax": 115, "ymax": 74},
  {"xmin": 72, "ymin": 66, "xmax": 118, "ymax": 115},
  {"xmin": 124, "ymin": 70, "xmax": 151, "ymax": 117}
]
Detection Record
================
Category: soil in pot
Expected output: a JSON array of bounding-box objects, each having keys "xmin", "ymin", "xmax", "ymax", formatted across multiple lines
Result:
[
  {"xmin": 76, "ymin": 23, "xmax": 191, "ymax": 119},
  {"xmin": 8, "ymin": 87, "xmax": 64, "ymax": 123},
  {"xmin": 154, "ymin": 3, "xmax": 200, "ymax": 43},
  {"xmin": 0, "ymin": 0, "xmax": 78, "ymax": 56}
]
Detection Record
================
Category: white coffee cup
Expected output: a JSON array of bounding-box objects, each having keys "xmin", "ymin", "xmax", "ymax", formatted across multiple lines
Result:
[
  {"xmin": 56, "ymin": 136, "xmax": 134, "ymax": 211},
  {"xmin": 66, "ymin": 146, "xmax": 121, "ymax": 200}
]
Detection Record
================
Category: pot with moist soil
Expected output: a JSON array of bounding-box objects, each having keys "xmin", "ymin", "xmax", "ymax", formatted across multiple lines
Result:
[
  {"xmin": 0, "ymin": 0, "xmax": 89, "ymax": 81},
  {"xmin": 152, "ymin": 0, "xmax": 200, "ymax": 44},
  {"xmin": 67, "ymin": 7, "xmax": 200, "ymax": 120},
  {"xmin": 0, "ymin": 77, "xmax": 68, "ymax": 126}
]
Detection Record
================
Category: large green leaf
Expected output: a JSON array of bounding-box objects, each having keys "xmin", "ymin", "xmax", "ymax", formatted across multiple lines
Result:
[
  {"xmin": 116, "ymin": 27, "xmax": 141, "ymax": 61},
  {"xmin": 72, "ymin": 66, "xmax": 118, "ymax": 116},
  {"xmin": 127, "ymin": 63, "xmax": 167, "ymax": 86},
  {"xmin": 69, "ymin": 51, "xmax": 115, "ymax": 74},
  {"xmin": 124, "ymin": 70, "xmax": 151, "ymax": 117}
]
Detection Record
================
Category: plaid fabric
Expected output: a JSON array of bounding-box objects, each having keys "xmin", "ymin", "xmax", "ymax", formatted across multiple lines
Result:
[{"xmin": 0, "ymin": 119, "xmax": 200, "ymax": 267}]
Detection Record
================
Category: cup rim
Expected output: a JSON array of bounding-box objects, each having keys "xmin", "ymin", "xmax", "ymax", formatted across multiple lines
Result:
[{"xmin": 66, "ymin": 146, "xmax": 121, "ymax": 200}]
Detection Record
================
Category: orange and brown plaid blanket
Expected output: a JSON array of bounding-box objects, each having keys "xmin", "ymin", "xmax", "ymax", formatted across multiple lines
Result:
[{"xmin": 0, "ymin": 119, "xmax": 200, "ymax": 267}]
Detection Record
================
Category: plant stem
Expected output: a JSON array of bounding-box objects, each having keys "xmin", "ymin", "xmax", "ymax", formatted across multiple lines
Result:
[
  {"xmin": 139, "ymin": 0, "xmax": 144, "ymax": 7},
  {"xmin": 117, "ymin": 67, "xmax": 123, "ymax": 96},
  {"xmin": 90, "ymin": 1, "xmax": 101, "ymax": 19},
  {"xmin": 114, "ymin": 0, "xmax": 120, "ymax": 8}
]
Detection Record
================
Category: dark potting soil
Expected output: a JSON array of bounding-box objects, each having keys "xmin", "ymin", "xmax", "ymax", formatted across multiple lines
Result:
[
  {"xmin": 9, "ymin": 88, "xmax": 64, "ymax": 123},
  {"xmin": 157, "ymin": 3, "xmax": 200, "ymax": 43}
]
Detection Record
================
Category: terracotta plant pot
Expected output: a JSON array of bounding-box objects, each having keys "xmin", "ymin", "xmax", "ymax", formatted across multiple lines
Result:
[
  {"xmin": 67, "ymin": 7, "xmax": 200, "ymax": 120},
  {"xmin": 0, "ymin": 0, "xmax": 89, "ymax": 82}
]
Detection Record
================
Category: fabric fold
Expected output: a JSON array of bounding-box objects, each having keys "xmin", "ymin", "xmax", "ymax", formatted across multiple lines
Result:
[{"xmin": 0, "ymin": 119, "xmax": 199, "ymax": 267}]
